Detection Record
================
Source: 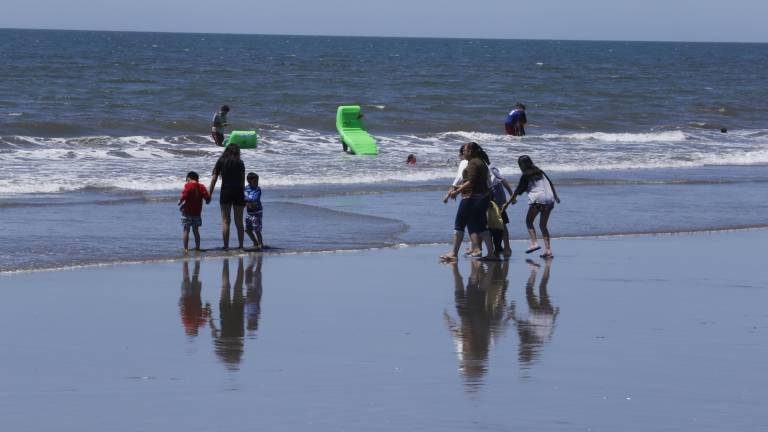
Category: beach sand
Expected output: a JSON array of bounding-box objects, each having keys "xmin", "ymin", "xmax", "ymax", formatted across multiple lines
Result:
[{"xmin": 1, "ymin": 230, "xmax": 767, "ymax": 431}]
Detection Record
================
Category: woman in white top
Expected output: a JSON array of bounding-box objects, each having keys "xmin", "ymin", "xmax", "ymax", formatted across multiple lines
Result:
[{"xmin": 503, "ymin": 155, "xmax": 560, "ymax": 259}]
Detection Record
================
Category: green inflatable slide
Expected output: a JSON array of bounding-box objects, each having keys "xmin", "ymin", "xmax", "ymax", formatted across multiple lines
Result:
[
  {"xmin": 336, "ymin": 106, "xmax": 378, "ymax": 155},
  {"xmin": 224, "ymin": 130, "xmax": 258, "ymax": 149}
]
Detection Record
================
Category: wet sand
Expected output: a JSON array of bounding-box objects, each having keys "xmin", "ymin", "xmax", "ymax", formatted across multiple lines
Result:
[{"xmin": 1, "ymin": 230, "xmax": 767, "ymax": 431}]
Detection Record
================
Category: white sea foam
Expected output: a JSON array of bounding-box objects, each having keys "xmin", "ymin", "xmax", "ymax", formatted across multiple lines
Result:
[
  {"xmin": 539, "ymin": 130, "xmax": 688, "ymax": 143},
  {"xmin": 1, "ymin": 128, "xmax": 767, "ymax": 196}
]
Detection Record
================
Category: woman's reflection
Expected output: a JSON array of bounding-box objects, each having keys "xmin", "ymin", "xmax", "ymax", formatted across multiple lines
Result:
[
  {"xmin": 509, "ymin": 259, "xmax": 559, "ymax": 367},
  {"xmin": 444, "ymin": 260, "xmax": 510, "ymax": 389},
  {"xmin": 179, "ymin": 259, "xmax": 210, "ymax": 337},
  {"xmin": 209, "ymin": 257, "xmax": 246, "ymax": 369}
]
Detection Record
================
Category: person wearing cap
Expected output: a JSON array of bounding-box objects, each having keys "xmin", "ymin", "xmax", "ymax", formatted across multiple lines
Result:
[
  {"xmin": 212, "ymin": 105, "xmax": 230, "ymax": 146},
  {"xmin": 505, "ymin": 103, "xmax": 527, "ymax": 136}
]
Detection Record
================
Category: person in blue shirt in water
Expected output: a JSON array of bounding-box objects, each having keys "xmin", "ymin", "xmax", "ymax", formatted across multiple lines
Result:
[{"xmin": 505, "ymin": 103, "xmax": 527, "ymax": 136}]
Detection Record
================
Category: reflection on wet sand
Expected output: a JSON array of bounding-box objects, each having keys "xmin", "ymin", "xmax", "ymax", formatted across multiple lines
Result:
[
  {"xmin": 210, "ymin": 258, "xmax": 246, "ymax": 369},
  {"xmin": 444, "ymin": 260, "xmax": 510, "ymax": 390},
  {"xmin": 509, "ymin": 260, "xmax": 559, "ymax": 368},
  {"xmin": 175, "ymin": 255, "xmax": 263, "ymax": 370},
  {"xmin": 245, "ymin": 255, "xmax": 263, "ymax": 336},
  {"xmin": 179, "ymin": 260, "xmax": 210, "ymax": 337}
]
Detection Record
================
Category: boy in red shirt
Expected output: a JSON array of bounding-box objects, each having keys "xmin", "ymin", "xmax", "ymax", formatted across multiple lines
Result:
[{"xmin": 178, "ymin": 171, "xmax": 211, "ymax": 252}]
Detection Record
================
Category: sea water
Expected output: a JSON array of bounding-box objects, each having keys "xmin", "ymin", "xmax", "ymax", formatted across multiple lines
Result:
[{"xmin": 1, "ymin": 29, "xmax": 767, "ymax": 271}]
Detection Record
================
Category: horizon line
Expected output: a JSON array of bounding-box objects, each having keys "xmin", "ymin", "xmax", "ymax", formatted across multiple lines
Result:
[{"xmin": 1, "ymin": 26, "xmax": 766, "ymax": 45}]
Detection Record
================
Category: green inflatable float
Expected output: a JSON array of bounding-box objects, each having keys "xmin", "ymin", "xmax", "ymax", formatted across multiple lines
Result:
[
  {"xmin": 224, "ymin": 130, "xmax": 258, "ymax": 149},
  {"xmin": 336, "ymin": 106, "xmax": 378, "ymax": 155}
]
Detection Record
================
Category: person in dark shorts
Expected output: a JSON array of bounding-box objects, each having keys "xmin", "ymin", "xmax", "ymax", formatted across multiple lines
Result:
[
  {"xmin": 212, "ymin": 105, "xmax": 230, "ymax": 146},
  {"xmin": 504, "ymin": 103, "xmax": 527, "ymax": 136},
  {"xmin": 244, "ymin": 172, "xmax": 263, "ymax": 249},
  {"xmin": 209, "ymin": 144, "xmax": 246, "ymax": 249},
  {"xmin": 503, "ymin": 155, "xmax": 560, "ymax": 259},
  {"xmin": 440, "ymin": 142, "xmax": 497, "ymax": 262}
]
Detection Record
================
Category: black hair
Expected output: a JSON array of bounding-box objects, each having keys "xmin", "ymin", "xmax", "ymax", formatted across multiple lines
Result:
[
  {"xmin": 516, "ymin": 102, "xmax": 526, "ymax": 110},
  {"xmin": 221, "ymin": 143, "xmax": 240, "ymax": 160},
  {"xmin": 518, "ymin": 155, "xmax": 543, "ymax": 177},
  {"xmin": 247, "ymin": 172, "xmax": 259, "ymax": 182},
  {"xmin": 186, "ymin": 171, "xmax": 199, "ymax": 181},
  {"xmin": 464, "ymin": 142, "xmax": 490, "ymax": 164},
  {"xmin": 477, "ymin": 147, "xmax": 490, "ymax": 165},
  {"xmin": 464, "ymin": 142, "xmax": 483, "ymax": 159},
  {"xmin": 221, "ymin": 104, "xmax": 230, "ymax": 112}
]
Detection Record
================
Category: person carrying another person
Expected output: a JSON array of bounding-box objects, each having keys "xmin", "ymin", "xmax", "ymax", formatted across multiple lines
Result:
[
  {"xmin": 505, "ymin": 103, "xmax": 527, "ymax": 136},
  {"xmin": 211, "ymin": 105, "xmax": 230, "ymax": 146}
]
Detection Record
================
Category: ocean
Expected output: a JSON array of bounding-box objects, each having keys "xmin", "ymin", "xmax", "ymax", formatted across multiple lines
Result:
[{"xmin": 1, "ymin": 29, "xmax": 767, "ymax": 271}]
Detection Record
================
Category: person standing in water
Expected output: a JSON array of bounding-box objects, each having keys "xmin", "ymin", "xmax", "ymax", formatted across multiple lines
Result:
[
  {"xmin": 478, "ymin": 148, "xmax": 515, "ymax": 257},
  {"xmin": 503, "ymin": 155, "xmax": 560, "ymax": 259},
  {"xmin": 244, "ymin": 172, "xmax": 263, "ymax": 249},
  {"xmin": 212, "ymin": 105, "xmax": 230, "ymax": 146},
  {"xmin": 505, "ymin": 103, "xmax": 527, "ymax": 136},
  {"xmin": 209, "ymin": 144, "xmax": 246, "ymax": 250},
  {"xmin": 441, "ymin": 142, "xmax": 496, "ymax": 262}
]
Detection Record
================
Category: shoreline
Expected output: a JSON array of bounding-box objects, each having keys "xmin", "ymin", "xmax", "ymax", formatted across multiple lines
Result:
[{"xmin": 4, "ymin": 225, "xmax": 767, "ymax": 275}]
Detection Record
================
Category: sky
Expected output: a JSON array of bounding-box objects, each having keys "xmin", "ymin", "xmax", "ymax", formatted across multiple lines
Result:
[{"xmin": 1, "ymin": 0, "xmax": 767, "ymax": 42}]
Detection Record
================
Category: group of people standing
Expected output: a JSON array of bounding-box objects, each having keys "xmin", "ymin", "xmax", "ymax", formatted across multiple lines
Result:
[
  {"xmin": 178, "ymin": 143, "xmax": 264, "ymax": 252},
  {"xmin": 441, "ymin": 142, "xmax": 559, "ymax": 262}
]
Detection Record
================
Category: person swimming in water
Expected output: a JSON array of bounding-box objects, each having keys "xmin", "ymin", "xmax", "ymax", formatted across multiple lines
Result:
[{"xmin": 505, "ymin": 103, "xmax": 527, "ymax": 136}]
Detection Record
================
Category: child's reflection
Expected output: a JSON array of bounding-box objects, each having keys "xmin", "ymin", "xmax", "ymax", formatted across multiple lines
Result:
[
  {"xmin": 209, "ymin": 257, "xmax": 245, "ymax": 369},
  {"xmin": 509, "ymin": 259, "xmax": 559, "ymax": 367},
  {"xmin": 444, "ymin": 260, "xmax": 510, "ymax": 389},
  {"xmin": 245, "ymin": 255, "xmax": 263, "ymax": 336},
  {"xmin": 179, "ymin": 259, "xmax": 210, "ymax": 337}
]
